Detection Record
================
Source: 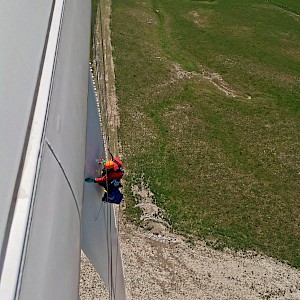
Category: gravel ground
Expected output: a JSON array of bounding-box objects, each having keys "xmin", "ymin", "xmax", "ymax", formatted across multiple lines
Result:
[{"xmin": 80, "ymin": 216, "xmax": 300, "ymax": 300}]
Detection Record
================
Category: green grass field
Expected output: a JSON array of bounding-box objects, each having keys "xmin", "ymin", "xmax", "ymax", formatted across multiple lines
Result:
[{"xmin": 110, "ymin": 0, "xmax": 300, "ymax": 267}]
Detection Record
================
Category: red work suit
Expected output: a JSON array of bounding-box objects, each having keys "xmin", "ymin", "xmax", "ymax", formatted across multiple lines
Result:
[{"xmin": 94, "ymin": 158, "xmax": 124, "ymax": 188}]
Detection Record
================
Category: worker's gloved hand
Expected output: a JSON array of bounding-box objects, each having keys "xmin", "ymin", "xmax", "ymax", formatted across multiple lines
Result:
[{"xmin": 85, "ymin": 177, "xmax": 95, "ymax": 183}]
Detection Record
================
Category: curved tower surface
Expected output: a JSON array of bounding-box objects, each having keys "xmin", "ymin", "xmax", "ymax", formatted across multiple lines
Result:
[{"xmin": 0, "ymin": 1, "xmax": 125, "ymax": 299}]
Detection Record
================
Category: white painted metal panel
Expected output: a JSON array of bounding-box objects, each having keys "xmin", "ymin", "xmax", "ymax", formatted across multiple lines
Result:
[
  {"xmin": 0, "ymin": 0, "xmax": 70, "ymax": 296},
  {"xmin": 0, "ymin": 0, "xmax": 126, "ymax": 298},
  {"xmin": 0, "ymin": 0, "xmax": 91, "ymax": 298},
  {"xmin": 16, "ymin": 0, "xmax": 91, "ymax": 298},
  {"xmin": 0, "ymin": 0, "xmax": 54, "ymax": 256},
  {"xmin": 82, "ymin": 74, "xmax": 126, "ymax": 300},
  {"xmin": 18, "ymin": 147, "xmax": 81, "ymax": 300},
  {"xmin": 45, "ymin": 0, "xmax": 91, "ymax": 212}
]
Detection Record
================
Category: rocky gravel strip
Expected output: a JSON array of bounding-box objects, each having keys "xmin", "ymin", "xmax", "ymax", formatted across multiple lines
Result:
[{"xmin": 80, "ymin": 220, "xmax": 300, "ymax": 300}]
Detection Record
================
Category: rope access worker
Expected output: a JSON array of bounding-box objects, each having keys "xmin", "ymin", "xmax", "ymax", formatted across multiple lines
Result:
[{"xmin": 85, "ymin": 157, "xmax": 124, "ymax": 204}]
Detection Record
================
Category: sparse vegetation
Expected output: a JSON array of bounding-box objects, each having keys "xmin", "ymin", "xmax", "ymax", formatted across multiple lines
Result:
[
  {"xmin": 111, "ymin": 0, "xmax": 300, "ymax": 267},
  {"xmin": 90, "ymin": 0, "xmax": 99, "ymax": 58}
]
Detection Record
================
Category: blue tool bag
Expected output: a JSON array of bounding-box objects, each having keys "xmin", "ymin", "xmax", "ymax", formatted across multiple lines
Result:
[{"xmin": 104, "ymin": 188, "xmax": 123, "ymax": 204}]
